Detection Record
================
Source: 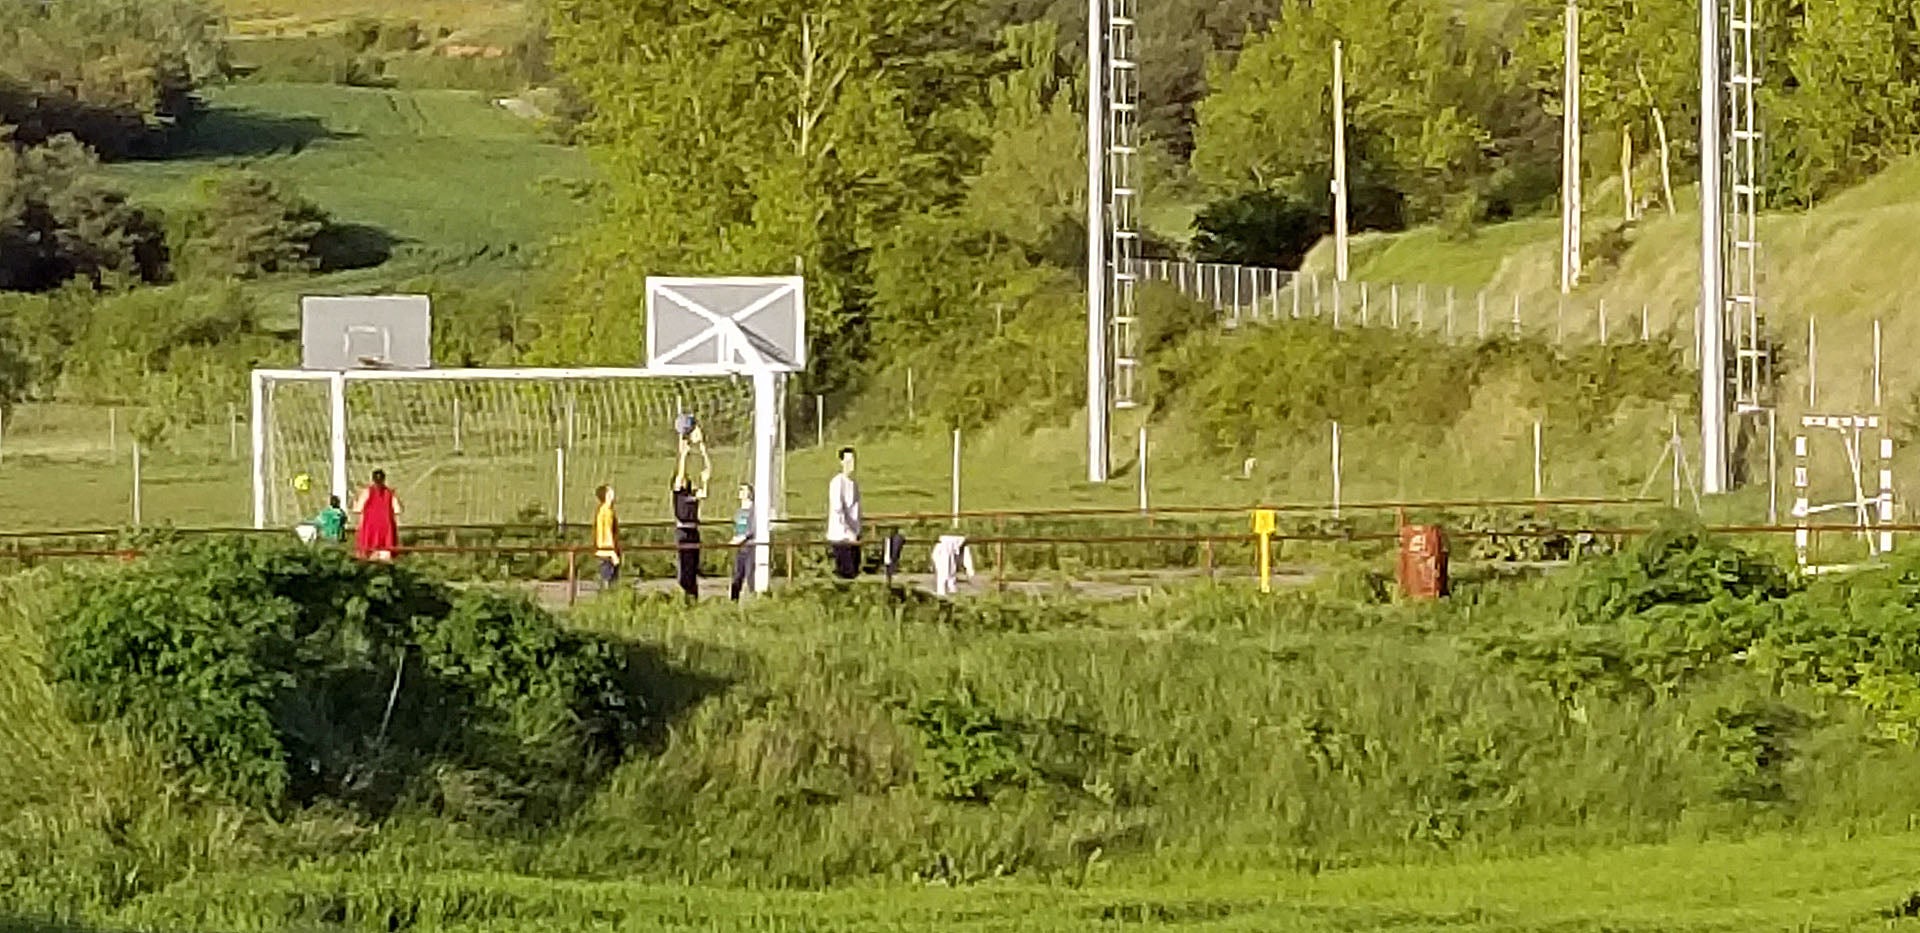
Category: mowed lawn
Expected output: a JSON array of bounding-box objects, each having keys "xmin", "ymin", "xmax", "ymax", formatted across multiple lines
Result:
[
  {"xmin": 51, "ymin": 832, "xmax": 1920, "ymax": 931},
  {"xmin": 106, "ymin": 83, "xmax": 591, "ymax": 317}
]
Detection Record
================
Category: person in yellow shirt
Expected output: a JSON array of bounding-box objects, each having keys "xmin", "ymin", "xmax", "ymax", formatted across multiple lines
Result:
[{"xmin": 593, "ymin": 484, "xmax": 620, "ymax": 590}]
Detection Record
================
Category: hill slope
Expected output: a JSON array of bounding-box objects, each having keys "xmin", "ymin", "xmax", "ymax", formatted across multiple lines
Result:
[{"xmin": 106, "ymin": 83, "xmax": 590, "ymax": 318}]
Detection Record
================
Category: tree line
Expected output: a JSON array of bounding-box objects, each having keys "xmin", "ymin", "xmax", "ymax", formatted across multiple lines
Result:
[{"xmin": 537, "ymin": 0, "xmax": 1920, "ymax": 403}]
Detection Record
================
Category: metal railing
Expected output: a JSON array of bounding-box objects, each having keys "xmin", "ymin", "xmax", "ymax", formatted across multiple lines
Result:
[{"xmin": 1135, "ymin": 259, "xmax": 1696, "ymax": 353}]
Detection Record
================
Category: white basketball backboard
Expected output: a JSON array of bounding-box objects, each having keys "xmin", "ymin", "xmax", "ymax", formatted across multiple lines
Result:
[
  {"xmin": 301, "ymin": 295, "xmax": 432, "ymax": 370},
  {"xmin": 646, "ymin": 277, "xmax": 805, "ymax": 373}
]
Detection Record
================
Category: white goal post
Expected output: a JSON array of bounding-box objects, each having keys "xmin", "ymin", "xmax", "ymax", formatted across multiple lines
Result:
[{"xmin": 251, "ymin": 366, "xmax": 787, "ymax": 593}]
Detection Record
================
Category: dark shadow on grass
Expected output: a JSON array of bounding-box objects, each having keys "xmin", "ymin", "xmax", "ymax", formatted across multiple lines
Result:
[
  {"xmin": 152, "ymin": 106, "xmax": 346, "ymax": 160},
  {"xmin": 0, "ymin": 918, "xmax": 150, "ymax": 933},
  {"xmin": 311, "ymin": 223, "xmax": 403, "ymax": 271},
  {"xmin": 277, "ymin": 627, "xmax": 732, "ymax": 826}
]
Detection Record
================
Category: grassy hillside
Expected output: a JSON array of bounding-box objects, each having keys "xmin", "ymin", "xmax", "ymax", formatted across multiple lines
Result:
[
  {"xmin": 1300, "ymin": 160, "xmax": 1920, "ymax": 416},
  {"xmin": 105, "ymin": 83, "xmax": 589, "ymax": 319},
  {"xmin": 11, "ymin": 534, "xmax": 1920, "ymax": 929},
  {"xmin": 218, "ymin": 0, "xmax": 526, "ymax": 41}
]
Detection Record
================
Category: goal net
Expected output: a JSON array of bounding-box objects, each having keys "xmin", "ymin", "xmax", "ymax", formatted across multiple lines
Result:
[{"xmin": 252, "ymin": 369, "xmax": 775, "ymax": 531}]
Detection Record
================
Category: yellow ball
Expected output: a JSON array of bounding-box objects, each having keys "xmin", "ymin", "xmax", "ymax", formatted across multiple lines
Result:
[{"xmin": 292, "ymin": 473, "xmax": 312, "ymax": 492}]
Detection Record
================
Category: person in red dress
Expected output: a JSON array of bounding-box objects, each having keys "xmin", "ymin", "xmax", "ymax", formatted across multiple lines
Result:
[{"xmin": 352, "ymin": 469, "xmax": 402, "ymax": 561}]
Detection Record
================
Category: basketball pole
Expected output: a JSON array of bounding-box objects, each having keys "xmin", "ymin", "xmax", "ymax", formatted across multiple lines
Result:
[
  {"xmin": 328, "ymin": 371, "xmax": 349, "ymax": 512},
  {"xmin": 251, "ymin": 370, "xmax": 268, "ymax": 529},
  {"xmin": 1085, "ymin": 0, "xmax": 1111, "ymax": 483},
  {"xmin": 752, "ymin": 369, "xmax": 778, "ymax": 594}
]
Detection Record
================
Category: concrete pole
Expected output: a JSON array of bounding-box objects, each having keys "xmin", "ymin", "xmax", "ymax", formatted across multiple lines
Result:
[
  {"xmin": 1331, "ymin": 421, "xmax": 1343, "ymax": 519},
  {"xmin": 132, "ymin": 441, "xmax": 143, "ymax": 526},
  {"xmin": 1561, "ymin": 0, "xmax": 1583, "ymax": 294},
  {"xmin": 1333, "ymin": 40, "xmax": 1351, "ymax": 283},
  {"xmin": 1699, "ymin": 0, "xmax": 1728, "ymax": 494},
  {"xmin": 1137, "ymin": 426, "xmax": 1149, "ymax": 514},
  {"xmin": 1086, "ymin": 0, "xmax": 1110, "ymax": 483},
  {"xmin": 951, "ymin": 428, "xmax": 962, "ymax": 529}
]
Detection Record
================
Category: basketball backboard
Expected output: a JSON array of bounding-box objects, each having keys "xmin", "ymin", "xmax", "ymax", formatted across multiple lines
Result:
[
  {"xmin": 301, "ymin": 295, "xmax": 432, "ymax": 370},
  {"xmin": 646, "ymin": 277, "xmax": 805, "ymax": 373}
]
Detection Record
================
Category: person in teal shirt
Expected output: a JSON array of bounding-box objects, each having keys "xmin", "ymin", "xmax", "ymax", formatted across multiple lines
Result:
[
  {"xmin": 729, "ymin": 484, "xmax": 754, "ymax": 600},
  {"xmin": 311, "ymin": 496, "xmax": 348, "ymax": 543}
]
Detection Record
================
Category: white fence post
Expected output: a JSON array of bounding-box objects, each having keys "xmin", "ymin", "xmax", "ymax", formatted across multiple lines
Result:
[
  {"xmin": 1137, "ymin": 426, "xmax": 1149, "ymax": 514},
  {"xmin": 1533, "ymin": 420, "xmax": 1544, "ymax": 500},
  {"xmin": 555, "ymin": 446, "xmax": 566, "ymax": 526},
  {"xmin": 951, "ymin": 427, "xmax": 962, "ymax": 528},
  {"xmin": 1331, "ymin": 421, "xmax": 1343, "ymax": 519},
  {"xmin": 816, "ymin": 395, "xmax": 826, "ymax": 447},
  {"xmin": 132, "ymin": 441, "xmax": 143, "ymax": 526}
]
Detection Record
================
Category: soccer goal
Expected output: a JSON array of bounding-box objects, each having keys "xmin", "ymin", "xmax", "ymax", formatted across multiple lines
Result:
[
  {"xmin": 1792, "ymin": 413, "xmax": 1896, "ymax": 574},
  {"xmin": 251, "ymin": 368, "xmax": 777, "ymax": 529},
  {"xmin": 256, "ymin": 279, "xmax": 803, "ymax": 593}
]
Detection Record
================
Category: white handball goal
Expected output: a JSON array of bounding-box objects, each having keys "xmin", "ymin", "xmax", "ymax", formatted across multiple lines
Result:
[{"xmin": 251, "ymin": 367, "xmax": 786, "ymax": 588}]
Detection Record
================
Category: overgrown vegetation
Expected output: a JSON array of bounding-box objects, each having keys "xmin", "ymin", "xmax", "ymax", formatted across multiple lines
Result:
[
  {"xmin": 48, "ymin": 538, "xmax": 649, "ymax": 818},
  {"xmin": 9, "ymin": 532, "xmax": 1920, "ymax": 925}
]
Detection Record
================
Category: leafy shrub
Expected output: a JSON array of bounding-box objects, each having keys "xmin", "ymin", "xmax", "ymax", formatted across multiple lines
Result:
[
  {"xmin": 1191, "ymin": 189, "xmax": 1326, "ymax": 269},
  {"xmin": 0, "ymin": 135, "xmax": 169, "ymax": 293},
  {"xmin": 172, "ymin": 170, "xmax": 331, "ymax": 278},
  {"xmin": 1563, "ymin": 526, "xmax": 1795, "ymax": 624},
  {"xmin": 904, "ymin": 689, "xmax": 1035, "ymax": 802},
  {"xmin": 49, "ymin": 538, "xmax": 645, "ymax": 819}
]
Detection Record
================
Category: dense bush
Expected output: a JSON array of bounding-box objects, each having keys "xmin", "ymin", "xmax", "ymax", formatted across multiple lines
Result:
[
  {"xmin": 0, "ymin": 0, "xmax": 225, "ymax": 158},
  {"xmin": 0, "ymin": 135, "xmax": 169, "ymax": 293},
  {"xmin": 1154, "ymin": 323, "xmax": 1690, "ymax": 454},
  {"xmin": 171, "ymin": 170, "xmax": 330, "ymax": 278},
  {"xmin": 49, "ymin": 538, "xmax": 648, "ymax": 819}
]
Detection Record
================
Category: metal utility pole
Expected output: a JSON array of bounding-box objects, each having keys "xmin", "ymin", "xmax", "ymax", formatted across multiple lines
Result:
[
  {"xmin": 1332, "ymin": 40, "xmax": 1351, "ymax": 282},
  {"xmin": 1699, "ymin": 0, "xmax": 1728, "ymax": 494},
  {"xmin": 1085, "ymin": 0, "xmax": 1110, "ymax": 483},
  {"xmin": 1110, "ymin": 0, "xmax": 1141, "ymax": 411},
  {"xmin": 1561, "ymin": 0, "xmax": 1582, "ymax": 294}
]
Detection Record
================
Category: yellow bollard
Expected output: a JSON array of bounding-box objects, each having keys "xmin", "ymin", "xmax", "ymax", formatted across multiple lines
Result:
[{"xmin": 1251, "ymin": 509, "xmax": 1278, "ymax": 593}]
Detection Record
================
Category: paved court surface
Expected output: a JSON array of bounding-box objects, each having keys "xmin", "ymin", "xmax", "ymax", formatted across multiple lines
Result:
[{"xmin": 527, "ymin": 567, "xmax": 1321, "ymax": 608}]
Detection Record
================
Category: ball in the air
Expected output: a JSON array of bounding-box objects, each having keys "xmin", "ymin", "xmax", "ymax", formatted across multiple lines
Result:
[
  {"xmin": 292, "ymin": 472, "xmax": 313, "ymax": 492},
  {"xmin": 675, "ymin": 413, "xmax": 697, "ymax": 437}
]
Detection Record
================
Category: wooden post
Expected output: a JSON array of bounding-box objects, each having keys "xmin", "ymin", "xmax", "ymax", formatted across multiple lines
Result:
[{"xmin": 567, "ymin": 550, "xmax": 578, "ymax": 607}]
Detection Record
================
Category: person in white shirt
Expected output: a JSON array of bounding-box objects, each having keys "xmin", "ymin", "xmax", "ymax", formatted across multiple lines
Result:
[
  {"xmin": 826, "ymin": 446, "xmax": 862, "ymax": 579},
  {"xmin": 931, "ymin": 534, "xmax": 975, "ymax": 597}
]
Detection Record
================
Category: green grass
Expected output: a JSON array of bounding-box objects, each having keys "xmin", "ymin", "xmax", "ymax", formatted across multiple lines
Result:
[
  {"xmin": 12, "ymin": 541, "xmax": 1920, "ymax": 930},
  {"xmin": 105, "ymin": 83, "xmax": 589, "ymax": 320},
  {"xmin": 64, "ymin": 834, "xmax": 1920, "ymax": 931},
  {"xmin": 218, "ymin": 0, "xmax": 527, "ymax": 42},
  {"xmin": 1296, "ymin": 156, "xmax": 1920, "ymax": 418}
]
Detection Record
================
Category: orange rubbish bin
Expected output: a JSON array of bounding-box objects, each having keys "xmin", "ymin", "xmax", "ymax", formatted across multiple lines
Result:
[{"xmin": 1396, "ymin": 524, "xmax": 1449, "ymax": 600}]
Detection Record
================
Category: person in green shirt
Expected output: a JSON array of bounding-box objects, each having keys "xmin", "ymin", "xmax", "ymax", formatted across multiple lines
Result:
[
  {"xmin": 311, "ymin": 496, "xmax": 348, "ymax": 543},
  {"xmin": 729, "ymin": 483, "xmax": 754, "ymax": 601}
]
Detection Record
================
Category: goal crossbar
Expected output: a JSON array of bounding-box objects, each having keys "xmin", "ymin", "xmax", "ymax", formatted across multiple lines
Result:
[{"xmin": 251, "ymin": 366, "xmax": 785, "ymax": 594}]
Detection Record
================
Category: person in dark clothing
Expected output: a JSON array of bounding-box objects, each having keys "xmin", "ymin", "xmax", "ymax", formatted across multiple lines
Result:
[{"xmin": 671, "ymin": 433, "xmax": 710, "ymax": 599}]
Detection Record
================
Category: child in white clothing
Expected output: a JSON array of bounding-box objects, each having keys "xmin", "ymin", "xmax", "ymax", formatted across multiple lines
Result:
[{"xmin": 931, "ymin": 534, "xmax": 975, "ymax": 596}]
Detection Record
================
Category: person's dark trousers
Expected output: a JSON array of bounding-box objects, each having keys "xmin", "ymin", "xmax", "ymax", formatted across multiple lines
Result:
[
  {"xmin": 676, "ymin": 528, "xmax": 701, "ymax": 598},
  {"xmin": 598, "ymin": 558, "xmax": 619, "ymax": 589},
  {"xmin": 730, "ymin": 544, "xmax": 753, "ymax": 600},
  {"xmin": 831, "ymin": 542, "xmax": 860, "ymax": 580}
]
